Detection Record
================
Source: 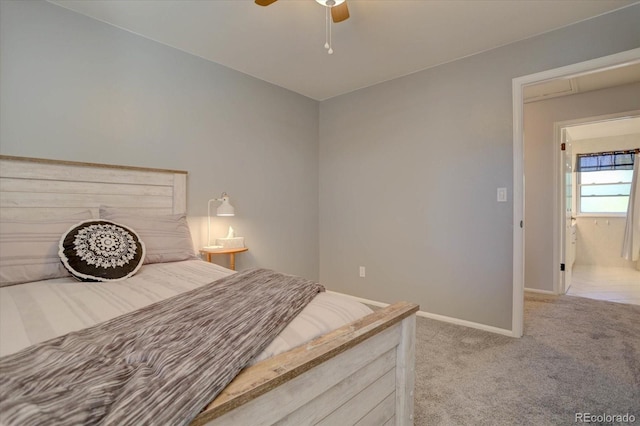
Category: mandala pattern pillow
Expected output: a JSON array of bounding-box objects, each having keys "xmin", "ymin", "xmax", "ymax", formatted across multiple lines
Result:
[{"xmin": 59, "ymin": 220, "xmax": 146, "ymax": 282}]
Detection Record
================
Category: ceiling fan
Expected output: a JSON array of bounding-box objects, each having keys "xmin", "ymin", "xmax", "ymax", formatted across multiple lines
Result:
[
  {"xmin": 255, "ymin": 0, "xmax": 350, "ymax": 54},
  {"xmin": 255, "ymin": 0, "xmax": 350, "ymax": 23}
]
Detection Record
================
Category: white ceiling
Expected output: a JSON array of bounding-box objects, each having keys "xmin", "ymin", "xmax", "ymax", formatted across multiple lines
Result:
[
  {"xmin": 50, "ymin": 0, "xmax": 637, "ymax": 101},
  {"xmin": 566, "ymin": 116, "xmax": 640, "ymax": 140}
]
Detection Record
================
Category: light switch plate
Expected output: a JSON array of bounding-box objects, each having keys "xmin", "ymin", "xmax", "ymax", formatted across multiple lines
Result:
[{"xmin": 497, "ymin": 188, "xmax": 507, "ymax": 202}]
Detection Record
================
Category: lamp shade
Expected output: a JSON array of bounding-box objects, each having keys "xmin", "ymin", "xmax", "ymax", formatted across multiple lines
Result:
[{"xmin": 216, "ymin": 194, "xmax": 235, "ymax": 216}]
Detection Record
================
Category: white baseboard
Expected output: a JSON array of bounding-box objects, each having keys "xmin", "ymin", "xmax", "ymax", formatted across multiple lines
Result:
[
  {"xmin": 416, "ymin": 311, "xmax": 515, "ymax": 337},
  {"xmin": 326, "ymin": 290, "xmax": 515, "ymax": 337},
  {"xmin": 524, "ymin": 288, "xmax": 556, "ymax": 295}
]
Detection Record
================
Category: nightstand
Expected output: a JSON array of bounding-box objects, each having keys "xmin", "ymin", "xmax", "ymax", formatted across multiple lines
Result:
[{"xmin": 200, "ymin": 247, "xmax": 248, "ymax": 271}]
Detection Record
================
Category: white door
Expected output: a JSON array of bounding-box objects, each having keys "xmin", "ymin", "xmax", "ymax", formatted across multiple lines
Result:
[{"xmin": 561, "ymin": 130, "xmax": 574, "ymax": 294}]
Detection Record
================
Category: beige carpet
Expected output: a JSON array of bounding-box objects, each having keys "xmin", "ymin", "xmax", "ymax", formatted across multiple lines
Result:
[{"xmin": 413, "ymin": 293, "xmax": 640, "ymax": 425}]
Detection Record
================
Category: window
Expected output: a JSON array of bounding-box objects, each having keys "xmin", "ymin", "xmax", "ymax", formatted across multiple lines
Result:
[{"xmin": 576, "ymin": 151, "xmax": 635, "ymax": 215}]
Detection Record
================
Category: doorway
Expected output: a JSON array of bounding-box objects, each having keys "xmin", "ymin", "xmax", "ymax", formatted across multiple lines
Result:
[
  {"xmin": 511, "ymin": 48, "xmax": 640, "ymax": 338},
  {"xmin": 557, "ymin": 114, "xmax": 640, "ymax": 304}
]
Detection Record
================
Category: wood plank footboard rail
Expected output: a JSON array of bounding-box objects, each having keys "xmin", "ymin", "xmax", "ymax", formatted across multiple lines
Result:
[{"xmin": 192, "ymin": 301, "xmax": 419, "ymax": 426}]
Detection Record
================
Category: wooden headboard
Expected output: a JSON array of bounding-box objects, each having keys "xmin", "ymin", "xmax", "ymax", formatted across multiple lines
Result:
[{"xmin": 0, "ymin": 155, "xmax": 188, "ymax": 220}]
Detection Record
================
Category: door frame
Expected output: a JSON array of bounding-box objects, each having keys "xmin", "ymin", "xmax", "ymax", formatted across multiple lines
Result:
[{"xmin": 511, "ymin": 48, "xmax": 640, "ymax": 338}]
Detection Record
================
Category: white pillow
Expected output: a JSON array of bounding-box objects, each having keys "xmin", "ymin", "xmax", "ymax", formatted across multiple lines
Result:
[
  {"xmin": 99, "ymin": 207, "xmax": 198, "ymax": 264},
  {"xmin": 0, "ymin": 210, "xmax": 93, "ymax": 286}
]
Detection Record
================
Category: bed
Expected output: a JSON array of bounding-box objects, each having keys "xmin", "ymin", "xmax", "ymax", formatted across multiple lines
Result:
[{"xmin": 0, "ymin": 155, "xmax": 418, "ymax": 425}]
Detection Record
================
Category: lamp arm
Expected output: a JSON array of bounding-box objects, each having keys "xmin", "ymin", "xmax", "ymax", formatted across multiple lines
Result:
[{"xmin": 207, "ymin": 198, "xmax": 214, "ymax": 247}]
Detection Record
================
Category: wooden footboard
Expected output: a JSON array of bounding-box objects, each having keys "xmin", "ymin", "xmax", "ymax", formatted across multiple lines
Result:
[{"xmin": 192, "ymin": 302, "xmax": 419, "ymax": 426}]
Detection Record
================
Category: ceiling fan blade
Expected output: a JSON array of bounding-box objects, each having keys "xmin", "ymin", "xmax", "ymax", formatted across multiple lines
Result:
[
  {"xmin": 255, "ymin": 0, "xmax": 278, "ymax": 6},
  {"xmin": 331, "ymin": 1, "xmax": 350, "ymax": 23}
]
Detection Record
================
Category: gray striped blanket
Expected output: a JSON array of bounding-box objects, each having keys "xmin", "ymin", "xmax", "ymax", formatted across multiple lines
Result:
[{"xmin": 0, "ymin": 268, "xmax": 324, "ymax": 425}]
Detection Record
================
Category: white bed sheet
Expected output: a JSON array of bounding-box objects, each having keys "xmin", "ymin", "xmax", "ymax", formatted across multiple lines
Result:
[{"xmin": 0, "ymin": 260, "xmax": 372, "ymax": 361}]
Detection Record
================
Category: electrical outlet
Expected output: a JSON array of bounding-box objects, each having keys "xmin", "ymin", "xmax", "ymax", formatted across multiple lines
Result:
[{"xmin": 359, "ymin": 266, "xmax": 365, "ymax": 278}]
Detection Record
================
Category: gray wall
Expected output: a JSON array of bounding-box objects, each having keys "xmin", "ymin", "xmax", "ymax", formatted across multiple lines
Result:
[
  {"xmin": 0, "ymin": 0, "xmax": 320, "ymax": 279},
  {"xmin": 524, "ymin": 83, "xmax": 640, "ymax": 291},
  {"xmin": 319, "ymin": 5, "xmax": 640, "ymax": 330}
]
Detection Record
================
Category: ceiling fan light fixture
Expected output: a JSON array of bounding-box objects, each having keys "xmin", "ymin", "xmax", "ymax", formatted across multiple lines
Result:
[
  {"xmin": 315, "ymin": 0, "xmax": 345, "ymax": 7},
  {"xmin": 255, "ymin": 0, "xmax": 348, "ymax": 55},
  {"xmin": 317, "ymin": 0, "xmax": 346, "ymax": 54}
]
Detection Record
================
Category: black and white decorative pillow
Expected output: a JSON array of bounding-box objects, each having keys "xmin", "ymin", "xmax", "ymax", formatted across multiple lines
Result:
[{"xmin": 59, "ymin": 220, "xmax": 145, "ymax": 282}]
